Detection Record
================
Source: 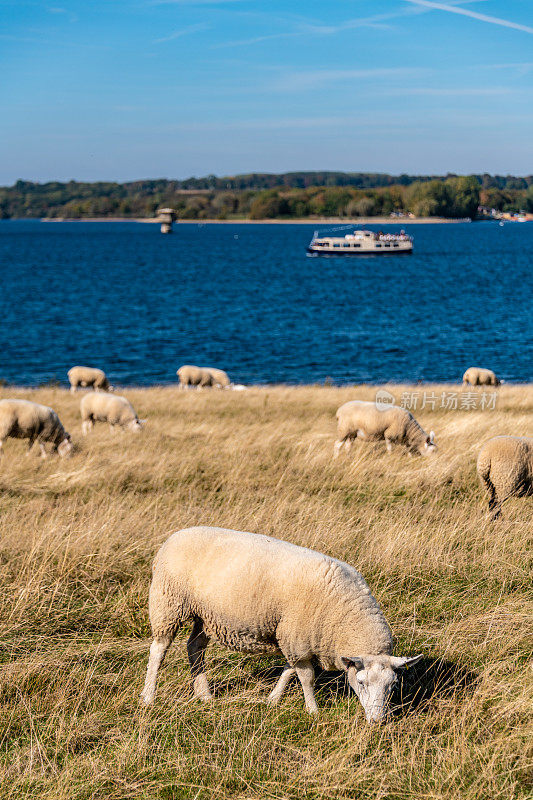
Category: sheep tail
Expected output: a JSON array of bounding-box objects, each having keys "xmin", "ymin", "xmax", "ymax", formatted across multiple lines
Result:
[{"xmin": 477, "ymin": 451, "xmax": 501, "ymax": 518}]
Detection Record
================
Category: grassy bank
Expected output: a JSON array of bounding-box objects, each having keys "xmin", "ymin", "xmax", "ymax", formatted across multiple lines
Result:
[{"xmin": 0, "ymin": 384, "xmax": 531, "ymax": 799}]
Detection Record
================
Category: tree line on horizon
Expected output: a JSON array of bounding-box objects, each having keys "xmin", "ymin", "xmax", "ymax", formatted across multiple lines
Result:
[{"xmin": 1, "ymin": 172, "xmax": 532, "ymax": 220}]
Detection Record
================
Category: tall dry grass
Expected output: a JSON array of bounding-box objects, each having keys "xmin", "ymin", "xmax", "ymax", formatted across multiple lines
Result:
[{"xmin": 0, "ymin": 384, "xmax": 531, "ymax": 799}]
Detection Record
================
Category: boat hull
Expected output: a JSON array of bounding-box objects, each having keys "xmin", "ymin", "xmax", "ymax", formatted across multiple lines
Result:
[{"xmin": 307, "ymin": 246, "xmax": 413, "ymax": 255}]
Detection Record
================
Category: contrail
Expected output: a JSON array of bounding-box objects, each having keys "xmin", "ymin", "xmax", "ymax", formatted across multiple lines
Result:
[{"xmin": 404, "ymin": 0, "xmax": 533, "ymax": 34}]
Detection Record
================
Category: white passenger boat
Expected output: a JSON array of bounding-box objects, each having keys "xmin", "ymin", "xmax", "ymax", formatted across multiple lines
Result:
[{"xmin": 307, "ymin": 228, "xmax": 413, "ymax": 255}]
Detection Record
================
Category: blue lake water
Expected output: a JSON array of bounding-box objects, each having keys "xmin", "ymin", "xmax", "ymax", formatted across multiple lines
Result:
[{"xmin": 0, "ymin": 219, "xmax": 531, "ymax": 386}]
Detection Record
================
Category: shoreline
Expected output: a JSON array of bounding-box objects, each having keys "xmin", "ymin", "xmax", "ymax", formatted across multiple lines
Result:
[
  {"xmin": 35, "ymin": 216, "xmax": 471, "ymax": 225},
  {"xmin": 3, "ymin": 382, "xmax": 531, "ymax": 391}
]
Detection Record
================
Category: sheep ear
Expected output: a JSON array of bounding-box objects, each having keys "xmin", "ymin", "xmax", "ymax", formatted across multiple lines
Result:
[
  {"xmin": 340, "ymin": 656, "xmax": 365, "ymax": 672},
  {"xmin": 389, "ymin": 654, "xmax": 423, "ymax": 671},
  {"xmin": 427, "ymin": 431, "xmax": 435, "ymax": 444}
]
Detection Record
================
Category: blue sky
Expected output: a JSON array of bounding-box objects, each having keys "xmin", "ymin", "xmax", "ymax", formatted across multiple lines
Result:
[{"xmin": 1, "ymin": 0, "xmax": 532, "ymax": 182}]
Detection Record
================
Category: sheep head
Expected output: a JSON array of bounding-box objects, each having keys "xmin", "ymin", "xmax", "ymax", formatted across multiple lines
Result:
[{"xmin": 341, "ymin": 653, "xmax": 423, "ymax": 723}]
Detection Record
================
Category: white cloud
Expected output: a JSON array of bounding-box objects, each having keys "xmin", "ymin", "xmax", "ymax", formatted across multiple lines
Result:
[
  {"xmin": 402, "ymin": 87, "xmax": 518, "ymax": 96},
  {"xmin": 153, "ymin": 23, "xmax": 209, "ymax": 44},
  {"xmin": 404, "ymin": 1, "xmax": 533, "ymax": 34},
  {"xmin": 272, "ymin": 68, "xmax": 427, "ymax": 92}
]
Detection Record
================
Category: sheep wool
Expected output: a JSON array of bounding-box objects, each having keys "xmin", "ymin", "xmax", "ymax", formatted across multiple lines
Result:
[
  {"xmin": 80, "ymin": 392, "xmax": 143, "ymax": 433},
  {"xmin": 141, "ymin": 527, "xmax": 422, "ymax": 722},
  {"xmin": 477, "ymin": 436, "xmax": 533, "ymax": 518},
  {"xmin": 0, "ymin": 399, "xmax": 72, "ymax": 458},
  {"xmin": 176, "ymin": 365, "xmax": 213, "ymax": 389},
  {"xmin": 68, "ymin": 366, "xmax": 111, "ymax": 392},
  {"xmin": 462, "ymin": 367, "xmax": 501, "ymax": 388},
  {"xmin": 334, "ymin": 400, "xmax": 436, "ymax": 457},
  {"xmin": 205, "ymin": 367, "xmax": 230, "ymax": 388}
]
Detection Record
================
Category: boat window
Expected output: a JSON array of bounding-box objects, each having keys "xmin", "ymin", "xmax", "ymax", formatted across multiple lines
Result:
[
  {"xmin": 393, "ymin": 242, "xmax": 399, "ymax": 247},
  {"xmin": 384, "ymin": 242, "xmax": 391, "ymax": 247},
  {"xmin": 375, "ymin": 243, "xmax": 382, "ymax": 248},
  {"xmin": 352, "ymin": 242, "xmax": 360, "ymax": 247}
]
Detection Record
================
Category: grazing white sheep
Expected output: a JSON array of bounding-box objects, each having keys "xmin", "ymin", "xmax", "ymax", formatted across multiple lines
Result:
[
  {"xmin": 68, "ymin": 366, "xmax": 112, "ymax": 393},
  {"xmin": 477, "ymin": 436, "xmax": 533, "ymax": 519},
  {"xmin": 0, "ymin": 399, "xmax": 72, "ymax": 459},
  {"xmin": 141, "ymin": 526, "xmax": 422, "ymax": 723},
  {"xmin": 205, "ymin": 367, "xmax": 231, "ymax": 388},
  {"xmin": 176, "ymin": 365, "xmax": 213, "ymax": 390},
  {"xmin": 80, "ymin": 392, "xmax": 144, "ymax": 434},
  {"xmin": 462, "ymin": 367, "xmax": 502, "ymax": 388},
  {"xmin": 334, "ymin": 400, "xmax": 436, "ymax": 458}
]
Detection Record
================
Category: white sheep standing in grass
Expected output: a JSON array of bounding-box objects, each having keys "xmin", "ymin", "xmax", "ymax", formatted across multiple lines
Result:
[
  {"xmin": 462, "ymin": 367, "xmax": 502, "ymax": 388},
  {"xmin": 176, "ymin": 365, "xmax": 214, "ymax": 390},
  {"xmin": 80, "ymin": 392, "xmax": 144, "ymax": 434},
  {"xmin": 334, "ymin": 400, "xmax": 436, "ymax": 458},
  {"xmin": 205, "ymin": 367, "xmax": 231, "ymax": 388},
  {"xmin": 0, "ymin": 399, "xmax": 72, "ymax": 459},
  {"xmin": 68, "ymin": 366, "xmax": 112, "ymax": 393},
  {"xmin": 141, "ymin": 526, "xmax": 422, "ymax": 723},
  {"xmin": 477, "ymin": 436, "xmax": 533, "ymax": 519}
]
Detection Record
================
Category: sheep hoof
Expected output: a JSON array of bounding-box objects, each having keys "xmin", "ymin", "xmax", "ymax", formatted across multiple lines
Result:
[{"xmin": 266, "ymin": 694, "xmax": 281, "ymax": 705}]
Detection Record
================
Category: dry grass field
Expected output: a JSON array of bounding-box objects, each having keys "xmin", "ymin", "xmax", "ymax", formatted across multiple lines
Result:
[{"xmin": 0, "ymin": 383, "xmax": 531, "ymax": 800}]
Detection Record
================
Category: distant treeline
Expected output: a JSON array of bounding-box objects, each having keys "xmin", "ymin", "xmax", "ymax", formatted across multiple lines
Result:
[{"xmin": 1, "ymin": 172, "xmax": 532, "ymax": 220}]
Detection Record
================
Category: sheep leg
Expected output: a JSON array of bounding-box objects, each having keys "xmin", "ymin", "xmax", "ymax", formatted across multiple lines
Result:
[
  {"xmin": 82, "ymin": 419, "xmax": 93, "ymax": 436},
  {"xmin": 26, "ymin": 437, "xmax": 35, "ymax": 455},
  {"xmin": 187, "ymin": 619, "xmax": 212, "ymax": 701},
  {"xmin": 344, "ymin": 438, "xmax": 352, "ymax": 453},
  {"xmin": 141, "ymin": 635, "xmax": 174, "ymax": 705},
  {"xmin": 488, "ymin": 495, "xmax": 502, "ymax": 520},
  {"xmin": 0, "ymin": 440, "xmax": 3, "ymax": 458},
  {"xmin": 295, "ymin": 659, "xmax": 318, "ymax": 714},
  {"xmin": 385, "ymin": 437, "xmax": 393, "ymax": 454},
  {"xmin": 70, "ymin": 385, "xmax": 77, "ymax": 394},
  {"xmin": 39, "ymin": 443, "xmax": 47, "ymax": 459},
  {"xmin": 267, "ymin": 664, "xmax": 296, "ymax": 704},
  {"xmin": 333, "ymin": 439, "xmax": 344, "ymax": 458}
]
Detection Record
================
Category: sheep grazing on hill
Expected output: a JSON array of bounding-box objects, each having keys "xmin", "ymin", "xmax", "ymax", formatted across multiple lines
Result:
[
  {"xmin": 334, "ymin": 400, "xmax": 436, "ymax": 458},
  {"xmin": 68, "ymin": 366, "xmax": 112, "ymax": 393},
  {"xmin": 80, "ymin": 392, "xmax": 144, "ymax": 434},
  {"xmin": 141, "ymin": 526, "xmax": 422, "ymax": 723},
  {"xmin": 0, "ymin": 399, "xmax": 72, "ymax": 459},
  {"xmin": 176, "ymin": 365, "xmax": 214, "ymax": 390},
  {"xmin": 477, "ymin": 436, "xmax": 533, "ymax": 519},
  {"xmin": 462, "ymin": 367, "xmax": 502, "ymax": 388}
]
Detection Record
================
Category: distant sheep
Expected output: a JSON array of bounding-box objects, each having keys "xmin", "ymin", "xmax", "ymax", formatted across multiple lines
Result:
[
  {"xmin": 0, "ymin": 399, "xmax": 72, "ymax": 459},
  {"xmin": 141, "ymin": 526, "xmax": 422, "ymax": 723},
  {"xmin": 68, "ymin": 366, "xmax": 112, "ymax": 393},
  {"xmin": 80, "ymin": 392, "xmax": 144, "ymax": 434},
  {"xmin": 206, "ymin": 367, "xmax": 231, "ymax": 388},
  {"xmin": 462, "ymin": 367, "xmax": 502, "ymax": 388},
  {"xmin": 334, "ymin": 400, "xmax": 436, "ymax": 457},
  {"xmin": 176, "ymin": 365, "xmax": 213, "ymax": 390},
  {"xmin": 477, "ymin": 436, "xmax": 532, "ymax": 518}
]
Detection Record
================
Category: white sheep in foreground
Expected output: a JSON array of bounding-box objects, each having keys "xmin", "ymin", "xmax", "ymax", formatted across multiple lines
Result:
[
  {"xmin": 68, "ymin": 366, "xmax": 112, "ymax": 393},
  {"xmin": 477, "ymin": 436, "xmax": 533, "ymax": 519},
  {"xmin": 334, "ymin": 400, "xmax": 436, "ymax": 457},
  {"xmin": 0, "ymin": 399, "xmax": 72, "ymax": 459},
  {"xmin": 80, "ymin": 392, "xmax": 144, "ymax": 434},
  {"xmin": 462, "ymin": 367, "xmax": 502, "ymax": 388},
  {"xmin": 141, "ymin": 526, "xmax": 422, "ymax": 723}
]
